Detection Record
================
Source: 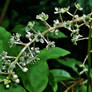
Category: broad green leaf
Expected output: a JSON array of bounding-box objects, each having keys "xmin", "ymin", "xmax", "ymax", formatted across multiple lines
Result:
[
  {"xmin": 49, "ymin": 72, "xmax": 58, "ymax": 92},
  {"xmin": 48, "ymin": 31, "xmax": 67, "ymax": 39},
  {"xmin": 0, "ymin": 84, "xmax": 26, "ymax": 92},
  {"xmin": 57, "ymin": 58, "xmax": 82, "ymax": 73},
  {"xmin": 12, "ymin": 24, "xmax": 26, "ymax": 37},
  {"xmin": 33, "ymin": 21, "xmax": 47, "ymax": 32},
  {"xmin": 0, "ymin": 26, "xmax": 11, "ymax": 52},
  {"xmin": 0, "ymin": 26, "xmax": 22, "ymax": 56},
  {"xmin": 39, "ymin": 47, "xmax": 70, "ymax": 61},
  {"xmin": 18, "ymin": 61, "xmax": 49, "ymax": 92},
  {"xmin": 50, "ymin": 69, "xmax": 72, "ymax": 82}
]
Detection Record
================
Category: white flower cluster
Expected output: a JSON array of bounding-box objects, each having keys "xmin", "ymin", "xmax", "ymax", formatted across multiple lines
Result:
[
  {"xmin": 0, "ymin": 12, "xmax": 56, "ymax": 87},
  {"xmin": 54, "ymin": 7, "xmax": 69, "ymax": 14},
  {"xmin": 36, "ymin": 12, "xmax": 48, "ymax": 21},
  {"xmin": 83, "ymin": 14, "xmax": 91, "ymax": 25},
  {"xmin": 10, "ymin": 33, "xmax": 21, "ymax": 46},
  {"xmin": 19, "ymin": 47, "xmax": 40, "ymax": 66},
  {"xmin": 25, "ymin": 25, "xmax": 55, "ymax": 49},
  {"xmin": 0, "ymin": 51, "xmax": 11, "ymax": 73},
  {"xmin": 25, "ymin": 21, "xmax": 35, "ymax": 31},
  {"xmin": 75, "ymin": 3, "xmax": 83, "ymax": 11},
  {"xmin": 71, "ymin": 29, "xmax": 83, "ymax": 45}
]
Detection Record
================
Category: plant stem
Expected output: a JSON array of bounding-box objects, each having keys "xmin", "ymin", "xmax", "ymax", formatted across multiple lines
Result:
[
  {"xmin": 59, "ymin": 13, "xmax": 63, "ymax": 22},
  {"xmin": 0, "ymin": 0, "xmax": 11, "ymax": 25},
  {"xmin": 64, "ymin": 79, "xmax": 83, "ymax": 92},
  {"xmin": 72, "ymin": 8, "xmax": 78, "ymax": 22},
  {"xmin": 87, "ymin": 21, "xmax": 92, "ymax": 92}
]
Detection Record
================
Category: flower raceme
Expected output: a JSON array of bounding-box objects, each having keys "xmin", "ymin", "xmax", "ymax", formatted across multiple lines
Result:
[{"xmin": 0, "ymin": 3, "xmax": 91, "ymax": 88}]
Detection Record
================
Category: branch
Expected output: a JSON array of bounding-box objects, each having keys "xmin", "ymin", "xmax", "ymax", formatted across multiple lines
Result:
[
  {"xmin": 0, "ymin": 0, "xmax": 11, "ymax": 25},
  {"xmin": 64, "ymin": 79, "xmax": 83, "ymax": 92},
  {"xmin": 87, "ymin": 21, "xmax": 92, "ymax": 92}
]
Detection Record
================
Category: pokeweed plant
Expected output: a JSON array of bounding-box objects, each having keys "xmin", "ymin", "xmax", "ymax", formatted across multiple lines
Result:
[{"xmin": 0, "ymin": 3, "xmax": 92, "ymax": 92}]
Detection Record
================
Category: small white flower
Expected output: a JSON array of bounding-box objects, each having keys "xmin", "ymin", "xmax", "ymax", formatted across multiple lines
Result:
[
  {"xmin": 13, "ymin": 74, "xmax": 18, "ymax": 79},
  {"xmin": 55, "ymin": 29, "xmax": 59, "ymax": 35},
  {"xmin": 26, "ymin": 31, "xmax": 34, "ymax": 41},
  {"xmin": 35, "ymin": 32, "xmax": 45, "ymax": 43},
  {"xmin": 75, "ymin": 3, "xmax": 83, "ymax": 11},
  {"xmin": 6, "ymin": 84, "xmax": 10, "ymax": 88},
  {"xmin": 46, "ymin": 41, "xmax": 55, "ymax": 49},
  {"xmin": 54, "ymin": 7, "xmax": 69, "ymax": 14},
  {"xmin": 36, "ymin": 12, "xmax": 48, "ymax": 21},
  {"xmin": 64, "ymin": 21, "xmax": 72, "ymax": 30},
  {"xmin": 15, "ymin": 79, "xmax": 20, "ymax": 83},
  {"xmin": 10, "ymin": 33, "xmax": 21, "ymax": 45},
  {"xmin": 53, "ymin": 19, "xmax": 60, "ymax": 26},
  {"xmin": 83, "ymin": 14, "xmax": 91, "ymax": 25},
  {"xmin": 22, "ymin": 67, "xmax": 28, "ymax": 72},
  {"xmin": 16, "ymin": 33, "xmax": 21, "ymax": 41},
  {"xmin": 75, "ymin": 15, "xmax": 79, "ymax": 18},
  {"xmin": 1, "ymin": 51, "xmax": 8, "ymax": 60},
  {"xmin": 25, "ymin": 21, "xmax": 35, "ymax": 31},
  {"xmin": 35, "ymin": 48, "xmax": 40, "ymax": 53}
]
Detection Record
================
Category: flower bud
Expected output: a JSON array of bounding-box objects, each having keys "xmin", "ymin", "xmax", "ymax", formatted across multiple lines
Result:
[
  {"xmin": 15, "ymin": 79, "xmax": 20, "ymax": 83},
  {"xmin": 6, "ymin": 84, "xmax": 10, "ymax": 88},
  {"xmin": 13, "ymin": 74, "xmax": 18, "ymax": 79},
  {"xmin": 22, "ymin": 67, "xmax": 28, "ymax": 72}
]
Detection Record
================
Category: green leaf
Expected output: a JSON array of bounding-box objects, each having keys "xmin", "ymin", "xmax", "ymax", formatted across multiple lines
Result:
[
  {"xmin": 12, "ymin": 24, "xmax": 26, "ymax": 37},
  {"xmin": 50, "ymin": 69, "xmax": 72, "ymax": 82},
  {"xmin": 39, "ymin": 47, "xmax": 70, "ymax": 61},
  {"xmin": 0, "ymin": 84, "xmax": 26, "ymax": 92},
  {"xmin": 49, "ymin": 72, "xmax": 58, "ymax": 92},
  {"xmin": 48, "ymin": 31, "xmax": 67, "ymax": 39},
  {"xmin": 19, "ymin": 61, "xmax": 49, "ymax": 92},
  {"xmin": 57, "ymin": 58, "xmax": 82, "ymax": 73},
  {"xmin": 0, "ymin": 26, "xmax": 22, "ymax": 56},
  {"xmin": 0, "ymin": 27, "xmax": 11, "ymax": 52},
  {"xmin": 33, "ymin": 21, "xmax": 47, "ymax": 32}
]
